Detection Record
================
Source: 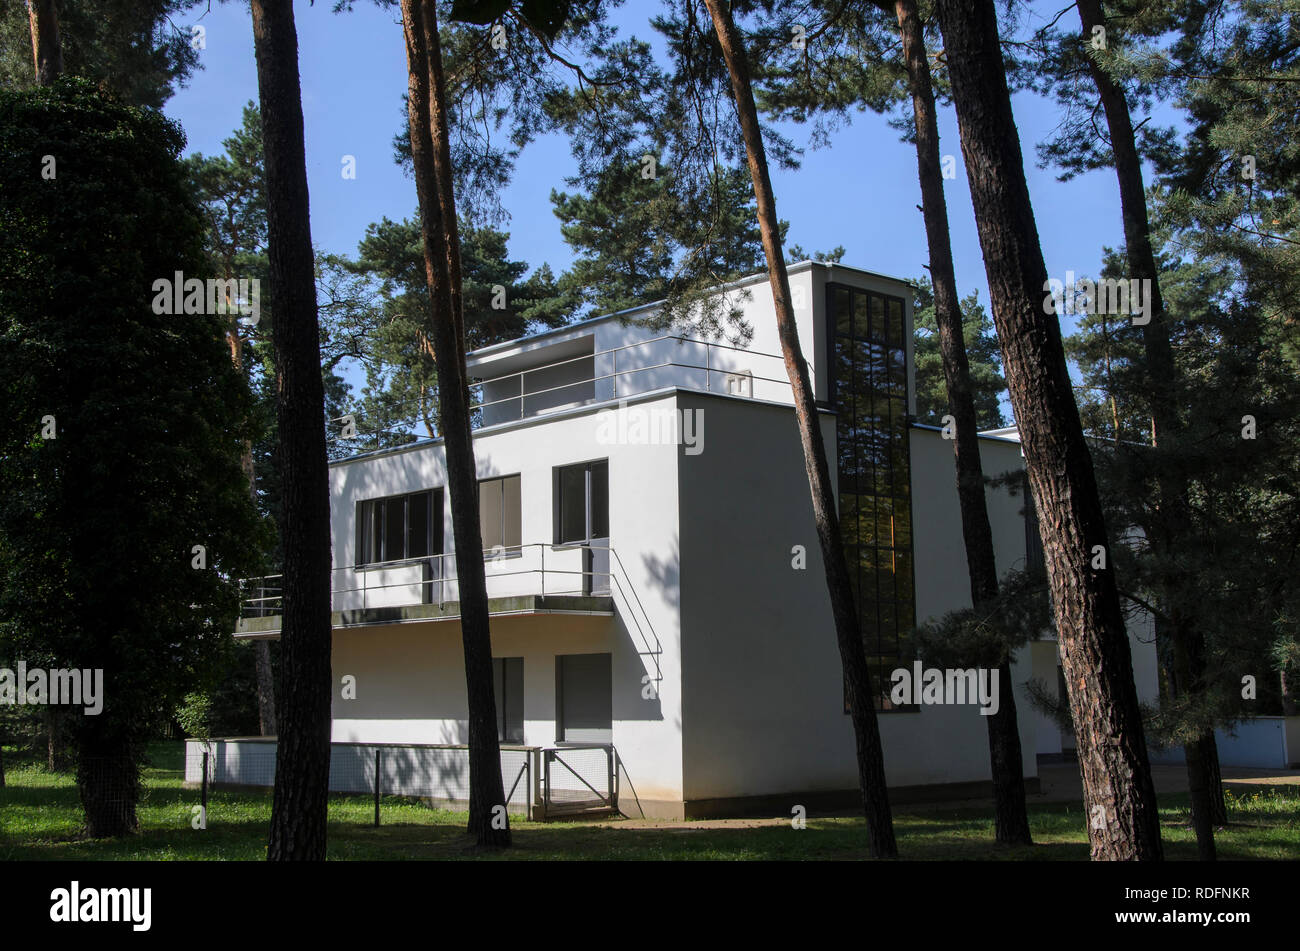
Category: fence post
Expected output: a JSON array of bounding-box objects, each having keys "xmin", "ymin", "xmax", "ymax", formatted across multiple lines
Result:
[
  {"xmin": 374, "ymin": 748, "xmax": 382, "ymax": 827},
  {"xmin": 201, "ymin": 749, "xmax": 209, "ymax": 819},
  {"xmin": 607, "ymin": 746, "xmax": 615, "ymax": 812}
]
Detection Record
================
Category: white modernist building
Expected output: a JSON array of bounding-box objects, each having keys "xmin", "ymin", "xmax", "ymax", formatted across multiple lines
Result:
[{"xmin": 199, "ymin": 261, "xmax": 1166, "ymax": 818}]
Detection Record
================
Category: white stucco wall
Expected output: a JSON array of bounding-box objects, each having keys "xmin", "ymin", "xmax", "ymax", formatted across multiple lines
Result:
[
  {"xmin": 327, "ymin": 392, "xmax": 687, "ymax": 805},
  {"xmin": 673, "ymin": 400, "xmax": 1041, "ymax": 803}
]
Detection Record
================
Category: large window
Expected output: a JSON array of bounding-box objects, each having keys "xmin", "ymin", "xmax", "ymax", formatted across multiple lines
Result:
[
  {"xmin": 355, "ymin": 490, "xmax": 440, "ymax": 567},
  {"xmin": 480, "ymin": 475, "xmax": 522, "ymax": 555},
  {"xmin": 829, "ymin": 284, "xmax": 916, "ymax": 711},
  {"xmin": 555, "ymin": 460, "xmax": 608, "ymax": 544},
  {"xmin": 494, "ymin": 657, "xmax": 524, "ymax": 744}
]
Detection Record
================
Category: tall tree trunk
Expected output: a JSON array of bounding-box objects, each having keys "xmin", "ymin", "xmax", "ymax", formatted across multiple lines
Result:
[
  {"xmin": 28, "ymin": 0, "xmax": 62, "ymax": 85},
  {"xmin": 1075, "ymin": 0, "xmax": 1223, "ymax": 858},
  {"xmin": 890, "ymin": 0, "xmax": 1031, "ymax": 846},
  {"xmin": 251, "ymin": 0, "xmax": 334, "ymax": 862},
  {"xmin": 400, "ymin": 0, "xmax": 509, "ymax": 848},
  {"xmin": 255, "ymin": 640, "xmax": 278, "ymax": 735},
  {"xmin": 934, "ymin": 0, "xmax": 1162, "ymax": 861},
  {"xmin": 228, "ymin": 320, "xmax": 279, "ymax": 736},
  {"xmin": 703, "ymin": 0, "xmax": 897, "ymax": 858},
  {"xmin": 77, "ymin": 730, "xmax": 139, "ymax": 838}
]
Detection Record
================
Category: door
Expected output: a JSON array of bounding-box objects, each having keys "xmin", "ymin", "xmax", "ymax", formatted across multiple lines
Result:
[
  {"xmin": 556, "ymin": 653, "xmax": 612, "ymax": 744},
  {"xmin": 556, "ymin": 460, "xmax": 609, "ymax": 596}
]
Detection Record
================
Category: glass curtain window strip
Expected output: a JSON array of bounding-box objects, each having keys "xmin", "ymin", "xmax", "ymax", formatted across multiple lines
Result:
[{"xmin": 829, "ymin": 283, "xmax": 917, "ymax": 712}]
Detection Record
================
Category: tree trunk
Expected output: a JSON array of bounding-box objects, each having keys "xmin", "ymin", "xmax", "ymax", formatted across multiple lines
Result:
[
  {"xmin": 251, "ymin": 0, "xmax": 334, "ymax": 862},
  {"xmin": 28, "ymin": 0, "xmax": 62, "ymax": 85},
  {"xmin": 256, "ymin": 640, "xmax": 278, "ymax": 735},
  {"xmin": 934, "ymin": 0, "xmax": 1162, "ymax": 861},
  {"xmin": 77, "ymin": 726, "xmax": 138, "ymax": 838},
  {"xmin": 400, "ymin": 0, "xmax": 509, "ymax": 848},
  {"xmin": 227, "ymin": 311, "xmax": 278, "ymax": 737},
  {"xmin": 1204, "ymin": 733, "xmax": 1227, "ymax": 824},
  {"xmin": 703, "ymin": 0, "xmax": 897, "ymax": 858},
  {"xmin": 1075, "ymin": 0, "xmax": 1223, "ymax": 854},
  {"xmin": 890, "ymin": 0, "xmax": 1031, "ymax": 846},
  {"xmin": 229, "ymin": 315, "xmax": 279, "ymax": 737}
]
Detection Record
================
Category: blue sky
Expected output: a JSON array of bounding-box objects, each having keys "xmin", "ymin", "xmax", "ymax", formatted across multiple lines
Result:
[{"xmin": 163, "ymin": 1, "xmax": 1150, "ymax": 385}]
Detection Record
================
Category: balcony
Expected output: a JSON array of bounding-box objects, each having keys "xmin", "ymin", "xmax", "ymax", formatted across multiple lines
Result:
[
  {"xmin": 328, "ymin": 334, "xmax": 798, "ymax": 449},
  {"xmin": 235, "ymin": 543, "xmax": 662, "ymax": 684}
]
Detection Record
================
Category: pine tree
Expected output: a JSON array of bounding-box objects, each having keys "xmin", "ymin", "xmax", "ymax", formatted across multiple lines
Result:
[
  {"xmin": 250, "ymin": 0, "xmax": 335, "ymax": 862},
  {"xmin": 934, "ymin": 0, "xmax": 1163, "ymax": 861}
]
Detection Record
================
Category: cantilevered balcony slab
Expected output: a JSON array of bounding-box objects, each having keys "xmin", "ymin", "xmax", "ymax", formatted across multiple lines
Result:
[{"xmin": 233, "ymin": 593, "xmax": 615, "ymax": 640}]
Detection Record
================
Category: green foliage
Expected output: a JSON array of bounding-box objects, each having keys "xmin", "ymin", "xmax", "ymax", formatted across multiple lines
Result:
[
  {"xmin": 541, "ymin": 12, "xmax": 799, "ymax": 341},
  {"xmin": 384, "ymin": 0, "xmax": 615, "ymax": 225},
  {"xmin": 450, "ymin": 0, "xmax": 573, "ymax": 40},
  {"xmin": 185, "ymin": 105, "xmax": 354, "ymax": 558},
  {"xmin": 1014, "ymin": 0, "xmax": 1185, "ymax": 181},
  {"xmin": 1154, "ymin": 0, "xmax": 1300, "ymax": 368},
  {"xmin": 318, "ymin": 215, "xmax": 573, "ymax": 450},
  {"xmin": 175, "ymin": 692, "xmax": 213, "ymax": 741},
  {"xmin": 911, "ymin": 276, "xmax": 1007, "ymax": 429},
  {"xmin": 0, "ymin": 79, "xmax": 270, "ymax": 767},
  {"xmin": 911, "ymin": 567, "xmax": 1051, "ymax": 670},
  {"xmin": 1068, "ymin": 233, "xmax": 1300, "ymax": 728},
  {"xmin": 753, "ymin": 0, "xmax": 915, "ymax": 146},
  {"xmin": 786, "ymin": 244, "xmax": 845, "ymax": 263},
  {"xmin": 0, "ymin": 1, "xmax": 205, "ymax": 109},
  {"xmin": 552, "ymin": 159, "xmax": 770, "ymax": 322}
]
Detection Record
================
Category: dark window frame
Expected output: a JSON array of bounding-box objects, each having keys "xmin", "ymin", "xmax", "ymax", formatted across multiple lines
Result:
[
  {"xmin": 553, "ymin": 459, "xmax": 609, "ymax": 547},
  {"xmin": 354, "ymin": 489, "xmax": 442, "ymax": 570},
  {"xmin": 828, "ymin": 282, "xmax": 918, "ymax": 713},
  {"xmin": 493, "ymin": 656, "xmax": 525, "ymax": 744}
]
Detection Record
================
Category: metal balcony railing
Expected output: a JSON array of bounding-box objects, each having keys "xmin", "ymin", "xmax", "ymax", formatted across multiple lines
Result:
[
  {"xmin": 327, "ymin": 334, "xmax": 803, "ymax": 448},
  {"xmin": 238, "ymin": 542, "xmax": 663, "ymax": 684}
]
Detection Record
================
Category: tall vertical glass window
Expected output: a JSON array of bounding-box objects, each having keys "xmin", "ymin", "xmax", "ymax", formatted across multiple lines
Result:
[{"xmin": 829, "ymin": 284, "xmax": 916, "ymax": 711}]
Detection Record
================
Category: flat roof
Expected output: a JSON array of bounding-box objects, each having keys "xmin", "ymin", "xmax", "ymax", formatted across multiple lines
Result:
[{"xmin": 466, "ymin": 260, "xmax": 916, "ymax": 364}]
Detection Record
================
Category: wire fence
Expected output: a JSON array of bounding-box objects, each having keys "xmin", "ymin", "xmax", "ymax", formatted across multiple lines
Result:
[
  {"xmin": 0, "ymin": 739, "xmax": 621, "ymax": 836},
  {"xmin": 184, "ymin": 740, "xmax": 538, "ymax": 824}
]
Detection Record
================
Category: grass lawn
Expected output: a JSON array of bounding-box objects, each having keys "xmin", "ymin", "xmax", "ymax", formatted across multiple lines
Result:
[{"xmin": 2, "ymin": 742, "xmax": 1297, "ymax": 860}]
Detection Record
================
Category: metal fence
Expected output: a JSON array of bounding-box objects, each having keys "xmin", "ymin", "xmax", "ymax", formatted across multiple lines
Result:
[
  {"xmin": 325, "ymin": 333, "xmax": 802, "ymax": 450},
  {"xmin": 0, "ymin": 741, "xmax": 623, "ymax": 844},
  {"xmin": 185, "ymin": 739, "xmax": 619, "ymax": 823}
]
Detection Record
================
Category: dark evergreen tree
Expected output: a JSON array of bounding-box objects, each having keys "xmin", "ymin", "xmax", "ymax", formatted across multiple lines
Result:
[
  {"xmin": 3, "ymin": 0, "xmax": 204, "ymax": 108},
  {"xmin": 912, "ymin": 278, "xmax": 1006, "ymax": 430},
  {"xmin": 0, "ymin": 78, "xmax": 266, "ymax": 836}
]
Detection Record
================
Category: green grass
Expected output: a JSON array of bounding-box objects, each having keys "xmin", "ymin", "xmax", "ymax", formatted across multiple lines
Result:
[{"xmin": 2, "ymin": 742, "xmax": 1297, "ymax": 860}]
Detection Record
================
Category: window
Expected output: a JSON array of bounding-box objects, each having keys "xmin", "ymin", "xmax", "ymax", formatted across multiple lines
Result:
[
  {"xmin": 479, "ymin": 475, "xmax": 521, "ymax": 555},
  {"xmin": 556, "ymin": 653, "xmax": 612, "ymax": 743},
  {"xmin": 555, "ymin": 460, "xmax": 608, "ymax": 544},
  {"xmin": 494, "ymin": 657, "xmax": 524, "ymax": 744},
  {"xmin": 355, "ymin": 490, "xmax": 440, "ymax": 567},
  {"xmin": 828, "ymin": 284, "xmax": 917, "ymax": 712}
]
